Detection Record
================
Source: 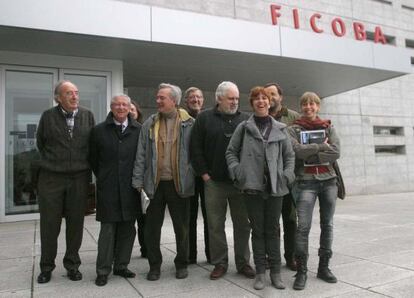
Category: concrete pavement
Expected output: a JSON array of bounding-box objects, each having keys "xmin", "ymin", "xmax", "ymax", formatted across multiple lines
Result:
[{"xmin": 1, "ymin": 192, "xmax": 414, "ymax": 297}]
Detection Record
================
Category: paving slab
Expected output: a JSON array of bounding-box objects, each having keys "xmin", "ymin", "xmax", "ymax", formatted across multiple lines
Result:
[
  {"xmin": 151, "ymin": 283, "xmax": 259, "ymax": 298},
  {"xmin": 333, "ymin": 260, "xmax": 414, "ymax": 289},
  {"xmin": 0, "ymin": 244, "xmax": 34, "ymax": 260},
  {"xmin": 0, "ymin": 221, "xmax": 35, "ymax": 233},
  {"xmin": 0, "ymin": 265, "xmax": 32, "ymax": 293},
  {"xmin": 0, "ymin": 289, "xmax": 31, "ymax": 298},
  {"xmin": 368, "ymin": 249, "xmax": 414, "ymax": 270},
  {"xmin": 129, "ymin": 266, "xmax": 229, "ymax": 297},
  {"xmin": 0, "ymin": 257, "xmax": 33, "ymax": 273},
  {"xmin": 2, "ymin": 192, "xmax": 414, "ymax": 297},
  {"xmin": 333, "ymin": 288, "xmax": 389, "ymax": 297},
  {"xmin": 370, "ymin": 276, "xmax": 414, "ymax": 297},
  {"xmin": 33, "ymin": 277, "xmax": 139, "ymax": 298}
]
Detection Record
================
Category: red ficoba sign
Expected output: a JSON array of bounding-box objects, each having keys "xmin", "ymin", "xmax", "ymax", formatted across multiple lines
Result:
[{"xmin": 270, "ymin": 4, "xmax": 387, "ymax": 44}]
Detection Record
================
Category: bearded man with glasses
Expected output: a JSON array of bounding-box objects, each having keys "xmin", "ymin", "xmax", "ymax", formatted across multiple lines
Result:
[{"xmin": 190, "ymin": 81, "xmax": 254, "ymax": 280}]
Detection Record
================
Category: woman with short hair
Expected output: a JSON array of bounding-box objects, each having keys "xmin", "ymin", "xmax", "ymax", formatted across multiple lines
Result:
[
  {"xmin": 226, "ymin": 86, "xmax": 295, "ymax": 290},
  {"xmin": 287, "ymin": 91, "xmax": 340, "ymax": 290}
]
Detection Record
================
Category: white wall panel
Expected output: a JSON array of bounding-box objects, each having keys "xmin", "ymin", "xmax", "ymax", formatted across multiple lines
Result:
[
  {"xmin": 0, "ymin": 0, "xmax": 151, "ymax": 41},
  {"xmin": 151, "ymin": 7, "xmax": 281, "ymax": 56},
  {"xmin": 280, "ymin": 26, "xmax": 374, "ymax": 68}
]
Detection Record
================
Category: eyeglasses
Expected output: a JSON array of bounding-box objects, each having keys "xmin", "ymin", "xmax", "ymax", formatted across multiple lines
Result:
[
  {"xmin": 112, "ymin": 103, "xmax": 130, "ymax": 108},
  {"xmin": 188, "ymin": 95, "xmax": 203, "ymax": 99}
]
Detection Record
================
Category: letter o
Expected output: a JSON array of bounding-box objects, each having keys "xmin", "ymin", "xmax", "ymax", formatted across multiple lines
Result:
[{"xmin": 331, "ymin": 17, "xmax": 346, "ymax": 37}]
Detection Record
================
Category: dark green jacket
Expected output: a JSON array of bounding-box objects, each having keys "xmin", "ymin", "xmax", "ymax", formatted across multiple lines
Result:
[
  {"xmin": 36, "ymin": 105, "xmax": 95, "ymax": 174},
  {"xmin": 274, "ymin": 106, "xmax": 300, "ymax": 126}
]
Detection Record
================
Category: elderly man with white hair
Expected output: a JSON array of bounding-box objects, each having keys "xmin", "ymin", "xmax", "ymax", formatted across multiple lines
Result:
[
  {"xmin": 89, "ymin": 94, "xmax": 142, "ymax": 286},
  {"xmin": 190, "ymin": 81, "xmax": 254, "ymax": 280},
  {"xmin": 132, "ymin": 83, "xmax": 195, "ymax": 281}
]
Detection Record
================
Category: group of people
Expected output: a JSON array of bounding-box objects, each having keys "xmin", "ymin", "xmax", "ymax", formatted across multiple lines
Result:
[{"xmin": 35, "ymin": 79, "xmax": 341, "ymax": 292}]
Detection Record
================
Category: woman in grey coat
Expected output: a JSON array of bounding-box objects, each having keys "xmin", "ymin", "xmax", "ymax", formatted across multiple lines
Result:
[{"xmin": 226, "ymin": 86, "xmax": 295, "ymax": 291}]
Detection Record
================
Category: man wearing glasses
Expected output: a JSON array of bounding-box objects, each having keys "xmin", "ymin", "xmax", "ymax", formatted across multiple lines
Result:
[
  {"xmin": 183, "ymin": 87, "xmax": 210, "ymax": 265},
  {"xmin": 190, "ymin": 81, "xmax": 254, "ymax": 280},
  {"xmin": 132, "ymin": 83, "xmax": 195, "ymax": 281},
  {"xmin": 36, "ymin": 80, "xmax": 95, "ymax": 284},
  {"xmin": 89, "ymin": 94, "xmax": 141, "ymax": 286}
]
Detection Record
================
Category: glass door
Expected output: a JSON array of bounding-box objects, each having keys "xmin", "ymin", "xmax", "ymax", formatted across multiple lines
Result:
[
  {"xmin": 61, "ymin": 70, "xmax": 111, "ymax": 124},
  {"xmin": 4, "ymin": 67, "xmax": 57, "ymax": 215},
  {"xmin": 1, "ymin": 67, "xmax": 112, "ymax": 221}
]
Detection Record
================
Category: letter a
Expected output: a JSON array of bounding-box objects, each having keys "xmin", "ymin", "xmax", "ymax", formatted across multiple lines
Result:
[{"xmin": 374, "ymin": 26, "xmax": 387, "ymax": 44}]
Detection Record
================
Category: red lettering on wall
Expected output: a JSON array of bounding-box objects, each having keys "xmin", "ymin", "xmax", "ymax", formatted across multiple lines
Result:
[
  {"xmin": 331, "ymin": 18, "xmax": 346, "ymax": 37},
  {"xmin": 310, "ymin": 13, "xmax": 323, "ymax": 33},
  {"xmin": 270, "ymin": 4, "xmax": 282, "ymax": 25},
  {"xmin": 353, "ymin": 22, "xmax": 366, "ymax": 40},
  {"xmin": 269, "ymin": 4, "xmax": 387, "ymax": 45},
  {"xmin": 293, "ymin": 9, "xmax": 300, "ymax": 29},
  {"xmin": 374, "ymin": 26, "xmax": 387, "ymax": 44}
]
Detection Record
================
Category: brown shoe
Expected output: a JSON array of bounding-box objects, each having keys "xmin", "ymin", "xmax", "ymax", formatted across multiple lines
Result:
[
  {"xmin": 286, "ymin": 259, "xmax": 297, "ymax": 271},
  {"xmin": 210, "ymin": 265, "xmax": 227, "ymax": 280},
  {"xmin": 238, "ymin": 264, "xmax": 255, "ymax": 279}
]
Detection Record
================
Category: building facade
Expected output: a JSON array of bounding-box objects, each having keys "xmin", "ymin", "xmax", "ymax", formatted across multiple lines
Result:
[{"xmin": 0, "ymin": 0, "xmax": 412, "ymax": 222}]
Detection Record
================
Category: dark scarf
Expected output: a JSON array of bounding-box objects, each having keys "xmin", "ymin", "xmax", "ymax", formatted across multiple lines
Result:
[
  {"xmin": 254, "ymin": 115, "xmax": 272, "ymax": 140},
  {"xmin": 294, "ymin": 116, "xmax": 331, "ymax": 130}
]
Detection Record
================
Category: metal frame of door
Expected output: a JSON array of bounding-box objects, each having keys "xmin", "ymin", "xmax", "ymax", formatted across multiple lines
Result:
[{"xmin": 1, "ymin": 67, "xmax": 114, "ymax": 222}]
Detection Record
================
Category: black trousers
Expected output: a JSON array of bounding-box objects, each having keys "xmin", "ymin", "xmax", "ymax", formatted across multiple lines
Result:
[
  {"xmin": 281, "ymin": 192, "xmax": 297, "ymax": 262},
  {"xmin": 136, "ymin": 215, "xmax": 147, "ymax": 256},
  {"xmin": 245, "ymin": 194, "xmax": 283, "ymax": 274},
  {"xmin": 96, "ymin": 221, "xmax": 136, "ymax": 275},
  {"xmin": 37, "ymin": 170, "xmax": 89, "ymax": 272},
  {"xmin": 145, "ymin": 180, "xmax": 190, "ymax": 270},
  {"xmin": 189, "ymin": 176, "xmax": 210, "ymax": 262}
]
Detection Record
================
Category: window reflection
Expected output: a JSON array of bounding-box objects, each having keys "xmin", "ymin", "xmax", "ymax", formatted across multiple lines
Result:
[
  {"xmin": 5, "ymin": 70, "xmax": 53, "ymax": 215},
  {"xmin": 64, "ymin": 74, "xmax": 107, "ymax": 123}
]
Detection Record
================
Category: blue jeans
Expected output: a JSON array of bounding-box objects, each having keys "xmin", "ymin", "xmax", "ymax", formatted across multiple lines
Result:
[{"xmin": 295, "ymin": 178, "xmax": 337, "ymax": 257}]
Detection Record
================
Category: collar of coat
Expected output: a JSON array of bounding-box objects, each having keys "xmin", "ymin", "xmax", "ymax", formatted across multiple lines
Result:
[
  {"xmin": 244, "ymin": 115, "xmax": 287, "ymax": 142},
  {"xmin": 104, "ymin": 112, "xmax": 141, "ymax": 129},
  {"xmin": 148, "ymin": 108, "xmax": 193, "ymax": 142}
]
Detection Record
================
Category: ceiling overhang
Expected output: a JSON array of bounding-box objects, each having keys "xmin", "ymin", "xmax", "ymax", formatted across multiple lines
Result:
[{"xmin": 0, "ymin": 0, "xmax": 411, "ymax": 97}]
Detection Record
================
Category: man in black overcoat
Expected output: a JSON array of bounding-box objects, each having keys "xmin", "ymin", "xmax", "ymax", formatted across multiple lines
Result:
[{"xmin": 89, "ymin": 94, "xmax": 141, "ymax": 286}]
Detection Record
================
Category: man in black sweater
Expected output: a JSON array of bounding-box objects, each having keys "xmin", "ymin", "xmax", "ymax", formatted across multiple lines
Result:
[
  {"xmin": 190, "ymin": 81, "xmax": 254, "ymax": 280},
  {"xmin": 36, "ymin": 80, "xmax": 95, "ymax": 284}
]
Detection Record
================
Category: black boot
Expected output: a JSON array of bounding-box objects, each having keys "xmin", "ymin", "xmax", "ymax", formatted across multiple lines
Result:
[
  {"xmin": 293, "ymin": 255, "xmax": 307, "ymax": 290},
  {"xmin": 317, "ymin": 249, "xmax": 337, "ymax": 283}
]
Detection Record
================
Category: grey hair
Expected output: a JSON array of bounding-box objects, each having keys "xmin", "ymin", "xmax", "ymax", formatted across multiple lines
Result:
[
  {"xmin": 110, "ymin": 94, "xmax": 131, "ymax": 105},
  {"xmin": 159, "ymin": 83, "xmax": 182, "ymax": 105},
  {"xmin": 54, "ymin": 80, "xmax": 74, "ymax": 102},
  {"xmin": 215, "ymin": 81, "xmax": 238, "ymax": 103},
  {"xmin": 184, "ymin": 87, "xmax": 203, "ymax": 100}
]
